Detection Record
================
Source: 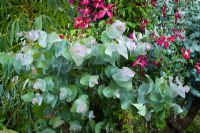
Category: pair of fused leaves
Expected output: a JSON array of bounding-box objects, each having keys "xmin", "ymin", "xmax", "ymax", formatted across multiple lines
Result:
[
  {"xmin": 59, "ymin": 85, "xmax": 77, "ymax": 102},
  {"xmin": 80, "ymin": 73, "xmax": 99, "ymax": 88},
  {"xmin": 105, "ymin": 66, "xmax": 135, "ymax": 90},
  {"xmin": 21, "ymin": 77, "xmax": 57, "ymax": 108},
  {"xmin": 71, "ymin": 95, "xmax": 89, "ymax": 114},
  {"xmin": 134, "ymin": 75, "xmax": 187, "ymax": 118},
  {"xmin": 63, "ymin": 42, "xmax": 91, "ymax": 67}
]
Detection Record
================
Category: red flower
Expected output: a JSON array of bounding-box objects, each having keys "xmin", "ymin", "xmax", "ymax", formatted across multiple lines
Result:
[
  {"xmin": 140, "ymin": 19, "xmax": 148, "ymax": 32},
  {"xmin": 175, "ymin": 12, "xmax": 181, "ymax": 19},
  {"xmin": 129, "ymin": 31, "xmax": 136, "ymax": 39},
  {"xmin": 79, "ymin": 7, "xmax": 91, "ymax": 16},
  {"xmin": 162, "ymin": 5, "xmax": 167, "ymax": 17},
  {"xmin": 172, "ymin": 28, "xmax": 185, "ymax": 40},
  {"xmin": 93, "ymin": 2, "xmax": 104, "ymax": 8},
  {"xmin": 92, "ymin": 0, "xmax": 104, "ymax": 2},
  {"xmin": 69, "ymin": 0, "xmax": 74, "ymax": 4},
  {"xmin": 74, "ymin": 16, "xmax": 90, "ymax": 29},
  {"xmin": 194, "ymin": 63, "xmax": 200, "ymax": 74},
  {"xmin": 154, "ymin": 35, "xmax": 176, "ymax": 49},
  {"xmin": 181, "ymin": 48, "xmax": 190, "ymax": 60},
  {"xmin": 97, "ymin": 4, "xmax": 114, "ymax": 19},
  {"xmin": 174, "ymin": 0, "xmax": 179, "ymax": 2},
  {"xmin": 132, "ymin": 55, "xmax": 148, "ymax": 68},
  {"xmin": 59, "ymin": 34, "xmax": 64, "ymax": 39},
  {"xmin": 151, "ymin": 0, "xmax": 157, "ymax": 6},
  {"xmin": 80, "ymin": 0, "xmax": 90, "ymax": 5}
]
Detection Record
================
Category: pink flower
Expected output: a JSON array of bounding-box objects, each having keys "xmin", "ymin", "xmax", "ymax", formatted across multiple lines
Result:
[
  {"xmin": 140, "ymin": 19, "xmax": 148, "ymax": 32},
  {"xmin": 162, "ymin": 5, "xmax": 167, "ymax": 17},
  {"xmin": 79, "ymin": 7, "xmax": 91, "ymax": 16},
  {"xmin": 175, "ymin": 12, "xmax": 181, "ymax": 19},
  {"xmin": 69, "ymin": 0, "xmax": 74, "ymax": 4},
  {"xmin": 129, "ymin": 31, "xmax": 136, "ymax": 39},
  {"xmin": 92, "ymin": 0, "xmax": 104, "ymax": 2},
  {"xmin": 74, "ymin": 16, "xmax": 90, "ymax": 29},
  {"xmin": 93, "ymin": 2, "xmax": 104, "ymax": 8},
  {"xmin": 154, "ymin": 35, "xmax": 176, "ymax": 49},
  {"xmin": 194, "ymin": 63, "xmax": 200, "ymax": 74},
  {"xmin": 132, "ymin": 55, "xmax": 148, "ymax": 68},
  {"xmin": 172, "ymin": 28, "xmax": 185, "ymax": 40},
  {"xmin": 80, "ymin": 0, "xmax": 90, "ymax": 5},
  {"xmin": 181, "ymin": 48, "xmax": 190, "ymax": 60},
  {"xmin": 151, "ymin": 0, "xmax": 157, "ymax": 6},
  {"xmin": 97, "ymin": 4, "xmax": 114, "ymax": 19}
]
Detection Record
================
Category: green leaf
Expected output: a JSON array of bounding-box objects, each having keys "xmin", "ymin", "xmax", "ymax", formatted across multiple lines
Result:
[
  {"xmin": 69, "ymin": 43, "xmax": 91, "ymax": 66},
  {"xmin": 95, "ymin": 121, "xmax": 106, "ymax": 133},
  {"xmin": 47, "ymin": 32, "xmax": 62, "ymax": 49},
  {"xmin": 112, "ymin": 67, "xmax": 135, "ymax": 82},
  {"xmin": 34, "ymin": 16, "xmax": 43, "ymax": 30},
  {"xmin": 59, "ymin": 85, "xmax": 77, "ymax": 102},
  {"xmin": 33, "ymin": 79, "xmax": 46, "ymax": 92},
  {"xmin": 120, "ymin": 89, "xmax": 134, "ymax": 109},
  {"xmin": 132, "ymin": 103, "xmax": 147, "ymax": 116},
  {"xmin": 49, "ymin": 116, "xmax": 64, "ymax": 128},
  {"xmin": 103, "ymin": 87, "xmax": 115, "ymax": 98},
  {"xmin": 21, "ymin": 92, "xmax": 34, "ymax": 102},
  {"xmin": 106, "ymin": 24, "xmax": 121, "ymax": 39},
  {"xmin": 1, "ymin": 128, "xmax": 18, "ymax": 133},
  {"xmin": 170, "ymin": 103, "xmax": 183, "ymax": 114},
  {"xmin": 98, "ymin": 85, "xmax": 105, "ymax": 98},
  {"xmin": 104, "ymin": 66, "xmax": 118, "ymax": 78},
  {"xmin": 38, "ymin": 31, "xmax": 47, "ymax": 48},
  {"xmin": 43, "ymin": 92, "xmax": 54, "ymax": 103},
  {"xmin": 191, "ymin": 88, "xmax": 200, "ymax": 97},
  {"xmin": 71, "ymin": 95, "xmax": 88, "ymax": 114},
  {"xmin": 89, "ymin": 75, "xmax": 99, "ymax": 87},
  {"xmin": 55, "ymin": 40, "xmax": 69, "ymax": 57},
  {"xmin": 101, "ymin": 31, "xmax": 112, "ymax": 43},
  {"xmin": 80, "ymin": 73, "xmax": 90, "ymax": 86},
  {"xmin": 69, "ymin": 121, "xmax": 82, "ymax": 131},
  {"xmin": 106, "ymin": 20, "xmax": 126, "ymax": 39},
  {"xmin": 45, "ymin": 77, "xmax": 54, "ymax": 92},
  {"xmin": 80, "ymin": 74, "xmax": 99, "ymax": 87},
  {"xmin": 40, "ymin": 128, "xmax": 56, "ymax": 133}
]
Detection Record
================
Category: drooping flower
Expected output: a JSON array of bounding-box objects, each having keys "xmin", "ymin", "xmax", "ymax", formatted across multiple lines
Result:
[
  {"xmin": 194, "ymin": 62, "xmax": 200, "ymax": 74},
  {"xmin": 132, "ymin": 55, "xmax": 148, "ymax": 68},
  {"xmin": 140, "ymin": 19, "xmax": 148, "ymax": 32},
  {"xmin": 175, "ymin": 12, "xmax": 181, "ymax": 19},
  {"xmin": 162, "ymin": 5, "xmax": 167, "ymax": 17},
  {"xmin": 181, "ymin": 48, "xmax": 190, "ymax": 60},
  {"xmin": 97, "ymin": 4, "xmax": 114, "ymax": 19},
  {"xmin": 172, "ymin": 28, "xmax": 185, "ymax": 40},
  {"xmin": 154, "ymin": 35, "xmax": 176, "ymax": 49}
]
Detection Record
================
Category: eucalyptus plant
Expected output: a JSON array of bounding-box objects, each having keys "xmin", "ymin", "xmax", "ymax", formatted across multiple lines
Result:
[{"xmin": 0, "ymin": 20, "xmax": 188, "ymax": 132}]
